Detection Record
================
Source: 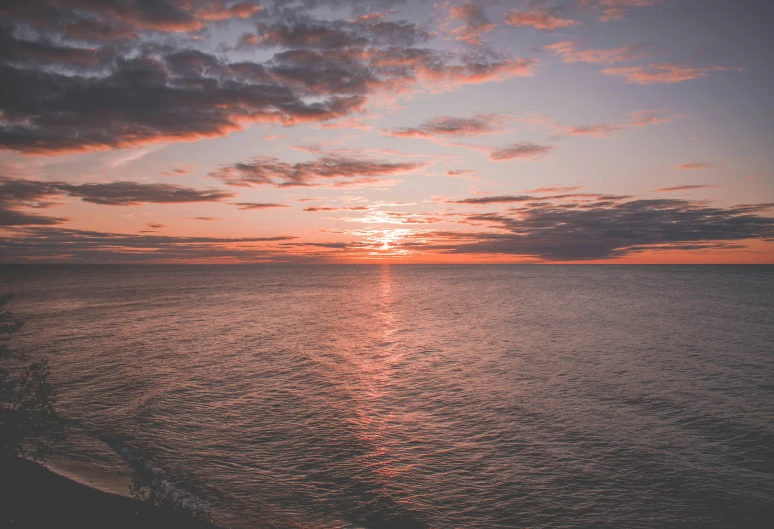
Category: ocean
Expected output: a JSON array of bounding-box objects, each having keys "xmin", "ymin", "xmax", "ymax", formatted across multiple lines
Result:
[{"xmin": 2, "ymin": 264, "xmax": 773, "ymax": 528}]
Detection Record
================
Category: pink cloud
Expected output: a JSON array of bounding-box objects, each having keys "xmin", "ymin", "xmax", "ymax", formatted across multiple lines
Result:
[
  {"xmin": 303, "ymin": 205, "xmax": 370, "ymax": 212},
  {"xmin": 582, "ymin": 0, "xmax": 663, "ymax": 22},
  {"xmin": 603, "ymin": 62, "xmax": 742, "ymax": 84},
  {"xmin": 540, "ymin": 41, "xmax": 656, "ymax": 64},
  {"xmin": 562, "ymin": 110, "xmax": 679, "ymax": 137},
  {"xmin": 160, "ymin": 169, "xmax": 190, "ymax": 176},
  {"xmin": 446, "ymin": 170, "xmax": 478, "ymax": 181},
  {"xmin": 678, "ymin": 163, "xmax": 714, "ymax": 170},
  {"xmin": 657, "ymin": 185, "xmax": 718, "ymax": 191},
  {"xmin": 504, "ymin": 8, "xmax": 581, "ymax": 30},
  {"xmin": 446, "ymin": 3, "xmax": 496, "ymax": 46},
  {"xmin": 331, "ymin": 177, "xmax": 402, "ymax": 189},
  {"xmin": 420, "ymin": 56, "xmax": 540, "ymax": 85}
]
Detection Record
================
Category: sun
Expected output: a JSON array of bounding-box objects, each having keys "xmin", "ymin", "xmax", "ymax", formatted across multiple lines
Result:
[{"xmin": 365, "ymin": 229, "xmax": 415, "ymax": 257}]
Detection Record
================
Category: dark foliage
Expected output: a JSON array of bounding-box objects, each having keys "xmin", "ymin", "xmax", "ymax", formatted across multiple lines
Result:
[{"xmin": 0, "ymin": 294, "xmax": 65, "ymax": 461}]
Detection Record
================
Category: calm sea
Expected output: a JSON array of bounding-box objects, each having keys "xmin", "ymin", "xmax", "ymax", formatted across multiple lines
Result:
[{"xmin": 2, "ymin": 265, "xmax": 773, "ymax": 528}]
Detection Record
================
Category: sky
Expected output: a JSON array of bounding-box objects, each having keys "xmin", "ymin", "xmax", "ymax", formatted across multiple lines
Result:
[{"xmin": 1, "ymin": 0, "xmax": 773, "ymax": 264}]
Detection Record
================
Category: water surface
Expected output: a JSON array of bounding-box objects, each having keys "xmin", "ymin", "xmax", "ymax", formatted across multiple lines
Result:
[{"xmin": 3, "ymin": 265, "xmax": 773, "ymax": 528}]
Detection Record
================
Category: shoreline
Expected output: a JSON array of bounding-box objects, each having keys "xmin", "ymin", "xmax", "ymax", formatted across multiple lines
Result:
[
  {"xmin": 45, "ymin": 455, "xmax": 135, "ymax": 498},
  {"xmin": 0, "ymin": 456, "xmax": 221, "ymax": 528}
]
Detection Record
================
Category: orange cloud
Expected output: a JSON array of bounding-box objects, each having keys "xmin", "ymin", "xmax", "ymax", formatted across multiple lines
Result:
[{"xmin": 196, "ymin": 2, "xmax": 261, "ymax": 22}]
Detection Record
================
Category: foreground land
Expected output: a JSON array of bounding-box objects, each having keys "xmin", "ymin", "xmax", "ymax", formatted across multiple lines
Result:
[{"xmin": 0, "ymin": 456, "xmax": 220, "ymax": 529}]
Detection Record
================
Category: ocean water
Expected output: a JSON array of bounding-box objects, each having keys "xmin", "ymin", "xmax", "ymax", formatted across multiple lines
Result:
[{"xmin": 2, "ymin": 264, "xmax": 773, "ymax": 529}]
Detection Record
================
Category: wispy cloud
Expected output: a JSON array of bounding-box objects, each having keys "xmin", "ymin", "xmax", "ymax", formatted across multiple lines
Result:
[
  {"xmin": 303, "ymin": 205, "xmax": 370, "ymax": 212},
  {"xmin": 0, "ymin": 176, "xmax": 234, "ymax": 226},
  {"xmin": 387, "ymin": 115, "xmax": 503, "ymax": 138},
  {"xmin": 448, "ymin": 193, "xmax": 627, "ymax": 204},
  {"xmin": 209, "ymin": 151, "xmax": 425, "ymax": 188},
  {"xmin": 0, "ymin": 227, "xmax": 300, "ymax": 263},
  {"xmin": 560, "ymin": 110, "xmax": 679, "ymax": 138},
  {"xmin": 232, "ymin": 202, "xmax": 291, "ymax": 210},
  {"xmin": 678, "ymin": 163, "xmax": 714, "ymax": 170},
  {"xmin": 160, "ymin": 166, "xmax": 193, "ymax": 177},
  {"xmin": 657, "ymin": 185, "xmax": 718, "ymax": 192},
  {"xmin": 525, "ymin": 186, "xmax": 583, "ymax": 193}
]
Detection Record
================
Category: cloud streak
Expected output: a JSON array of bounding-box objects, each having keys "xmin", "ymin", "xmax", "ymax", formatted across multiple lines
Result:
[
  {"xmin": 560, "ymin": 110, "xmax": 678, "ymax": 138},
  {"xmin": 388, "ymin": 115, "xmax": 502, "ymax": 138},
  {"xmin": 232, "ymin": 202, "xmax": 291, "ymax": 210},
  {"xmin": 209, "ymin": 151, "xmax": 425, "ymax": 188},
  {"xmin": 3, "ymin": 194, "xmax": 773, "ymax": 262},
  {"xmin": 0, "ymin": 227, "xmax": 299, "ymax": 263},
  {"xmin": 0, "ymin": 177, "xmax": 234, "ymax": 226},
  {"xmin": 428, "ymin": 197, "xmax": 774, "ymax": 260},
  {"xmin": 488, "ymin": 143, "xmax": 554, "ymax": 161},
  {"xmin": 657, "ymin": 185, "xmax": 717, "ymax": 192}
]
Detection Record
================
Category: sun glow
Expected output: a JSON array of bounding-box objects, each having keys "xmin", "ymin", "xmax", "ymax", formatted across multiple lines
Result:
[{"xmin": 365, "ymin": 229, "xmax": 416, "ymax": 257}]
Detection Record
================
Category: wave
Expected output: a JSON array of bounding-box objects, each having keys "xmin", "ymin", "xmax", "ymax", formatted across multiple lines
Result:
[{"xmin": 105, "ymin": 436, "xmax": 211, "ymax": 515}]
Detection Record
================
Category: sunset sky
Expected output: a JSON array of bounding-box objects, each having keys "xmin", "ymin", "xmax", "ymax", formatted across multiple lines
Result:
[{"xmin": 1, "ymin": 0, "xmax": 773, "ymax": 263}]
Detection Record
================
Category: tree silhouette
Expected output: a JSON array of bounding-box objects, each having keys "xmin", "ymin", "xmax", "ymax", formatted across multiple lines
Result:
[{"xmin": 0, "ymin": 294, "xmax": 65, "ymax": 461}]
